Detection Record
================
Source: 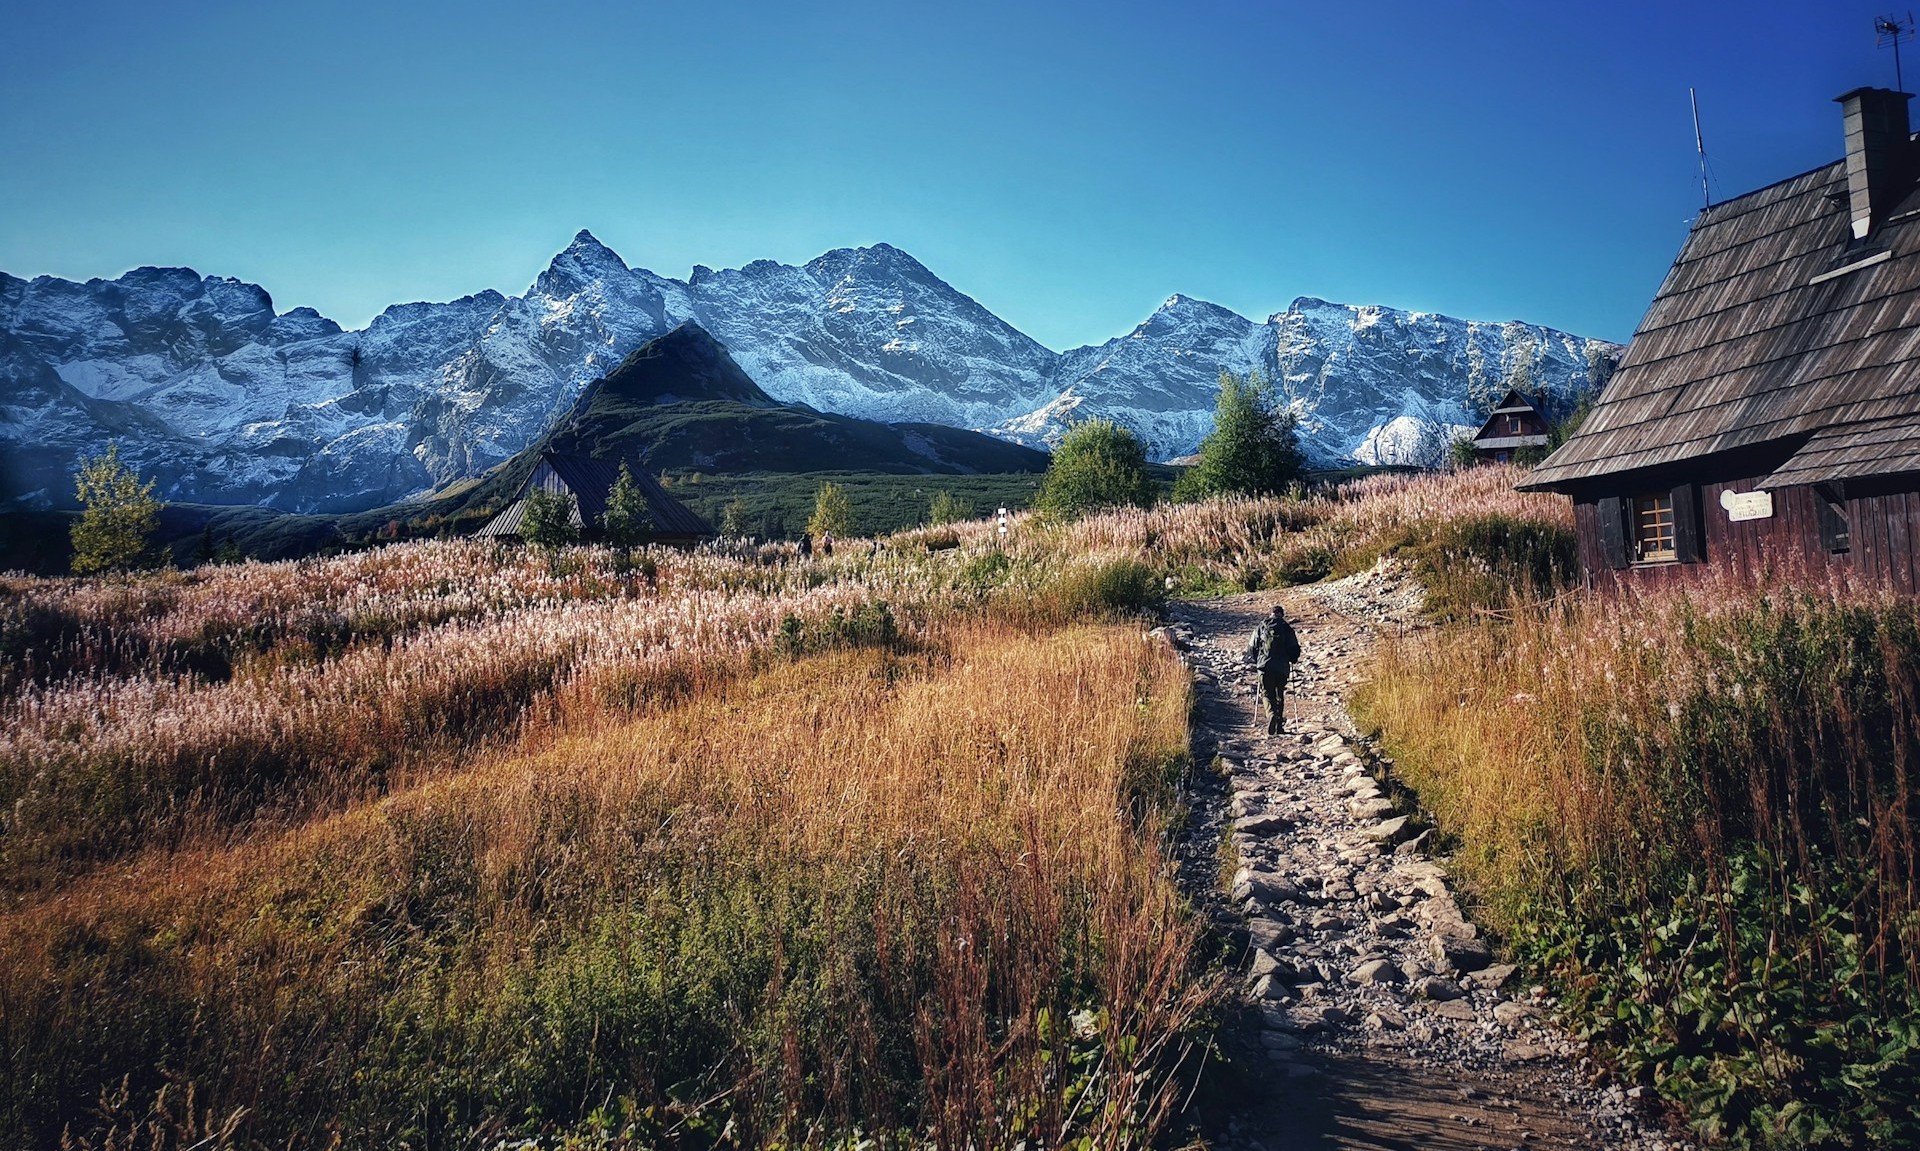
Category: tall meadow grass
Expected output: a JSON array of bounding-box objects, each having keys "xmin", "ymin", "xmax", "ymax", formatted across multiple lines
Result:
[
  {"xmin": 2, "ymin": 622, "xmax": 1208, "ymax": 1149},
  {"xmin": 1356, "ymin": 574, "xmax": 1920, "ymax": 1147}
]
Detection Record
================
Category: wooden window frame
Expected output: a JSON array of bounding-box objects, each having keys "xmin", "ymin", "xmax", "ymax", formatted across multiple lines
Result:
[
  {"xmin": 1815, "ymin": 482, "xmax": 1851, "ymax": 553},
  {"xmin": 1598, "ymin": 485, "xmax": 1700, "ymax": 570},
  {"xmin": 1633, "ymin": 493, "xmax": 1677, "ymax": 562}
]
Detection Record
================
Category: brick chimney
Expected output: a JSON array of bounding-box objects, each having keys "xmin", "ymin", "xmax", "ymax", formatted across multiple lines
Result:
[{"xmin": 1836, "ymin": 87, "xmax": 1915, "ymax": 239}]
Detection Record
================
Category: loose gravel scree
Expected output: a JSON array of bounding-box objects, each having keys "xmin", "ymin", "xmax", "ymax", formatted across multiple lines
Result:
[{"xmin": 1159, "ymin": 564, "xmax": 1686, "ymax": 1151}]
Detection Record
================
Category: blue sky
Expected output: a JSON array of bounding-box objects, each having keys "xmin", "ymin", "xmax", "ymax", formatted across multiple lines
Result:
[{"xmin": 0, "ymin": 1, "xmax": 1903, "ymax": 347}]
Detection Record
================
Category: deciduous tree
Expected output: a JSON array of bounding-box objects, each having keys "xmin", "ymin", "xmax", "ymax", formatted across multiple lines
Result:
[
  {"xmin": 1173, "ymin": 370, "xmax": 1304, "ymax": 500},
  {"xmin": 1035, "ymin": 419, "xmax": 1155, "ymax": 520},
  {"xmin": 70, "ymin": 444, "xmax": 163, "ymax": 576},
  {"xmin": 808, "ymin": 481, "xmax": 853, "ymax": 541},
  {"xmin": 520, "ymin": 487, "xmax": 579, "ymax": 550}
]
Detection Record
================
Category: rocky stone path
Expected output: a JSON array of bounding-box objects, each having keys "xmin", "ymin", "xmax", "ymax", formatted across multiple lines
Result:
[{"xmin": 1159, "ymin": 565, "xmax": 1686, "ymax": 1151}]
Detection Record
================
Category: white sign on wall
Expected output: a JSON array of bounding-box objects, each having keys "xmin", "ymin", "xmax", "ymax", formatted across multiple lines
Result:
[{"xmin": 1719, "ymin": 489, "xmax": 1775, "ymax": 522}]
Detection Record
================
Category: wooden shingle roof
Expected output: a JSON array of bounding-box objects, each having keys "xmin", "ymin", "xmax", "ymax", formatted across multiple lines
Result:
[
  {"xmin": 477, "ymin": 452, "xmax": 713, "ymax": 539},
  {"xmin": 1520, "ymin": 153, "xmax": 1920, "ymax": 492}
]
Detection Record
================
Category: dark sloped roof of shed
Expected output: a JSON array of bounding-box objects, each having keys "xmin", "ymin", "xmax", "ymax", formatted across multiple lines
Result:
[
  {"xmin": 1486, "ymin": 388, "xmax": 1543, "ymax": 417},
  {"xmin": 1520, "ymin": 156, "xmax": 1920, "ymax": 491},
  {"xmin": 541, "ymin": 453, "xmax": 714, "ymax": 537},
  {"xmin": 477, "ymin": 497, "xmax": 587, "ymax": 538}
]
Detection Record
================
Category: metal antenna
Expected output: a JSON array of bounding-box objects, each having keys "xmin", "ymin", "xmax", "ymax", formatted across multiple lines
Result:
[
  {"xmin": 1877, "ymin": 13, "xmax": 1915, "ymax": 91},
  {"xmin": 1691, "ymin": 87, "xmax": 1711, "ymax": 209}
]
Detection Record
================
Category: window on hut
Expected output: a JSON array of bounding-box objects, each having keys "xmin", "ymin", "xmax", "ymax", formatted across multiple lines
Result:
[
  {"xmin": 1508, "ymin": 415, "xmax": 1524, "ymax": 435},
  {"xmin": 1815, "ymin": 483, "xmax": 1850, "ymax": 553},
  {"xmin": 1633, "ymin": 493, "xmax": 1676, "ymax": 562}
]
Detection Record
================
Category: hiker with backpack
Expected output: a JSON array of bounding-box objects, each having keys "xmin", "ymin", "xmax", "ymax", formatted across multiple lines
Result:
[{"xmin": 1245, "ymin": 603, "xmax": 1301, "ymax": 735}]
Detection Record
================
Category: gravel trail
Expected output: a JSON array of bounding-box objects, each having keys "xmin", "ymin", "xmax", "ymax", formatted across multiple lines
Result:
[{"xmin": 1159, "ymin": 565, "xmax": 1685, "ymax": 1151}]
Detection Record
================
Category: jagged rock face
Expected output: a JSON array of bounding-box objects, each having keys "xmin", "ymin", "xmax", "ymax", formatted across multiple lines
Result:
[
  {"xmin": 0, "ymin": 266, "xmax": 503, "ymax": 509},
  {"xmin": 0, "ymin": 235, "xmax": 1621, "ymax": 512},
  {"xmin": 995, "ymin": 296, "xmax": 1617, "ymax": 466},
  {"xmin": 411, "ymin": 233, "xmax": 698, "ymax": 483},
  {"xmin": 1272, "ymin": 299, "xmax": 1613, "ymax": 467},
  {"xmin": 993, "ymin": 294, "xmax": 1269, "ymax": 462},
  {"xmin": 689, "ymin": 244, "xmax": 1058, "ymax": 427}
]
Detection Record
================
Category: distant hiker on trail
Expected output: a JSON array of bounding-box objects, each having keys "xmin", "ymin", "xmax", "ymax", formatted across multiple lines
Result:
[
  {"xmin": 799, "ymin": 534, "xmax": 813, "ymax": 559},
  {"xmin": 1245, "ymin": 603, "xmax": 1301, "ymax": 735},
  {"xmin": 820, "ymin": 531, "xmax": 834, "ymax": 557}
]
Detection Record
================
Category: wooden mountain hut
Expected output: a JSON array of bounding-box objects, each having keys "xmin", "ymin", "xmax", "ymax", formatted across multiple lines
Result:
[
  {"xmin": 1520, "ymin": 87, "xmax": 1920, "ymax": 592},
  {"xmin": 477, "ymin": 452, "xmax": 713, "ymax": 546},
  {"xmin": 1469, "ymin": 388, "xmax": 1553, "ymax": 464}
]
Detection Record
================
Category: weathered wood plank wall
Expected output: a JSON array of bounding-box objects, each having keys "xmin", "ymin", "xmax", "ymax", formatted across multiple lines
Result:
[{"xmin": 1573, "ymin": 479, "xmax": 1920, "ymax": 593}]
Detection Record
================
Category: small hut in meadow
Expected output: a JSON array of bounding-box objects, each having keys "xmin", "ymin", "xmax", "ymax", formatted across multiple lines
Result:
[
  {"xmin": 1469, "ymin": 389, "xmax": 1553, "ymax": 464},
  {"xmin": 477, "ymin": 452, "xmax": 713, "ymax": 546}
]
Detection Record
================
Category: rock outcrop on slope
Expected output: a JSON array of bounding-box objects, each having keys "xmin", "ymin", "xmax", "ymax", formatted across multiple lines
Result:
[
  {"xmin": 994, "ymin": 295, "xmax": 1615, "ymax": 465},
  {"xmin": 0, "ymin": 234, "xmax": 1620, "ymax": 511}
]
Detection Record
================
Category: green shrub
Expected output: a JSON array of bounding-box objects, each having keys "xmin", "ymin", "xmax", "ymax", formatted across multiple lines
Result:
[
  {"xmin": 1399, "ymin": 514, "xmax": 1578, "ymax": 619},
  {"xmin": 956, "ymin": 549, "xmax": 1012, "ymax": 591},
  {"xmin": 1050, "ymin": 558, "xmax": 1161, "ymax": 619},
  {"xmin": 1034, "ymin": 420, "xmax": 1155, "ymax": 520}
]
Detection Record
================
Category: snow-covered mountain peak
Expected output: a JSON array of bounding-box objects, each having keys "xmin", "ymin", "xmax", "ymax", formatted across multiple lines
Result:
[
  {"xmin": 804, "ymin": 242, "xmax": 937, "ymax": 285},
  {"xmin": 535, "ymin": 230, "xmax": 631, "ymax": 297},
  {"xmin": 0, "ymin": 235, "xmax": 1623, "ymax": 513},
  {"xmin": 1140, "ymin": 293, "xmax": 1246, "ymax": 330}
]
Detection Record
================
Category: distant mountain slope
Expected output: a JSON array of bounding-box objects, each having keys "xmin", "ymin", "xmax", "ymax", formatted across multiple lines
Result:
[
  {"xmin": 446, "ymin": 322, "xmax": 1048, "ymax": 523},
  {"xmin": 993, "ymin": 295, "xmax": 1615, "ymax": 465},
  {"xmin": 0, "ymin": 234, "xmax": 1620, "ymax": 511}
]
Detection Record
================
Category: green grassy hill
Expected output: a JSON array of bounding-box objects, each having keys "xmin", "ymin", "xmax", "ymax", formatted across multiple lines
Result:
[{"xmin": 433, "ymin": 322, "xmax": 1049, "ymax": 537}]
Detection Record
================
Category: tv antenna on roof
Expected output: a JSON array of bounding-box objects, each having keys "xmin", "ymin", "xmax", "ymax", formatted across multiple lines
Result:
[
  {"xmin": 1877, "ymin": 13, "xmax": 1915, "ymax": 91},
  {"xmin": 1690, "ymin": 87, "xmax": 1712, "ymax": 209}
]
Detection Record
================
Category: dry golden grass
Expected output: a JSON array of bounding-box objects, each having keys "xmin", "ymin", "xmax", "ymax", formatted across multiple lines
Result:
[
  {"xmin": 1354, "ymin": 574, "xmax": 1920, "ymax": 1146},
  {"xmin": 4, "ymin": 620, "xmax": 1210, "ymax": 1150}
]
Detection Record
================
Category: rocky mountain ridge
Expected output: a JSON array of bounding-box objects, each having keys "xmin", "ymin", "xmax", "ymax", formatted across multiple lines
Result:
[{"xmin": 0, "ymin": 233, "xmax": 1620, "ymax": 512}]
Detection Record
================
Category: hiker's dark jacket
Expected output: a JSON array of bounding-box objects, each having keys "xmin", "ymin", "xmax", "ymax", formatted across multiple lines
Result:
[{"xmin": 1245, "ymin": 618, "xmax": 1301, "ymax": 677}]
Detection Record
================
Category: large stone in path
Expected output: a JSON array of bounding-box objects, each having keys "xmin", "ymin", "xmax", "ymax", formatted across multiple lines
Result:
[
  {"xmin": 1365, "ymin": 1005, "xmax": 1408, "ymax": 1031},
  {"xmin": 1245, "ymin": 871, "xmax": 1307, "ymax": 906},
  {"xmin": 1350, "ymin": 797, "xmax": 1394, "ymax": 819},
  {"xmin": 1248, "ymin": 973, "xmax": 1291, "ymax": 1001},
  {"xmin": 1286, "ymin": 1003, "xmax": 1351, "ymax": 1033},
  {"xmin": 1364, "ymin": 815, "xmax": 1416, "ymax": 845},
  {"xmin": 1473, "ymin": 962, "xmax": 1520, "ymax": 991},
  {"xmin": 1347, "ymin": 958, "xmax": 1404, "ymax": 986},
  {"xmin": 1493, "ymin": 1000, "xmax": 1542, "ymax": 1028},
  {"xmin": 1430, "ymin": 933, "xmax": 1495, "ymax": 973},
  {"xmin": 1425, "ymin": 999, "xmax": 1477, "ymax": 1022},
  {"xmin": 1237, "ymin": 811, "xmax": 1290, "ymax": 835},
  {"xmin": 1412, "ymin": 975, "xmax": 1464, "ymax": 1001},
  {"xmin": 1248, "ymin": 918, "xmax": 1293, "ymax": 950}
]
